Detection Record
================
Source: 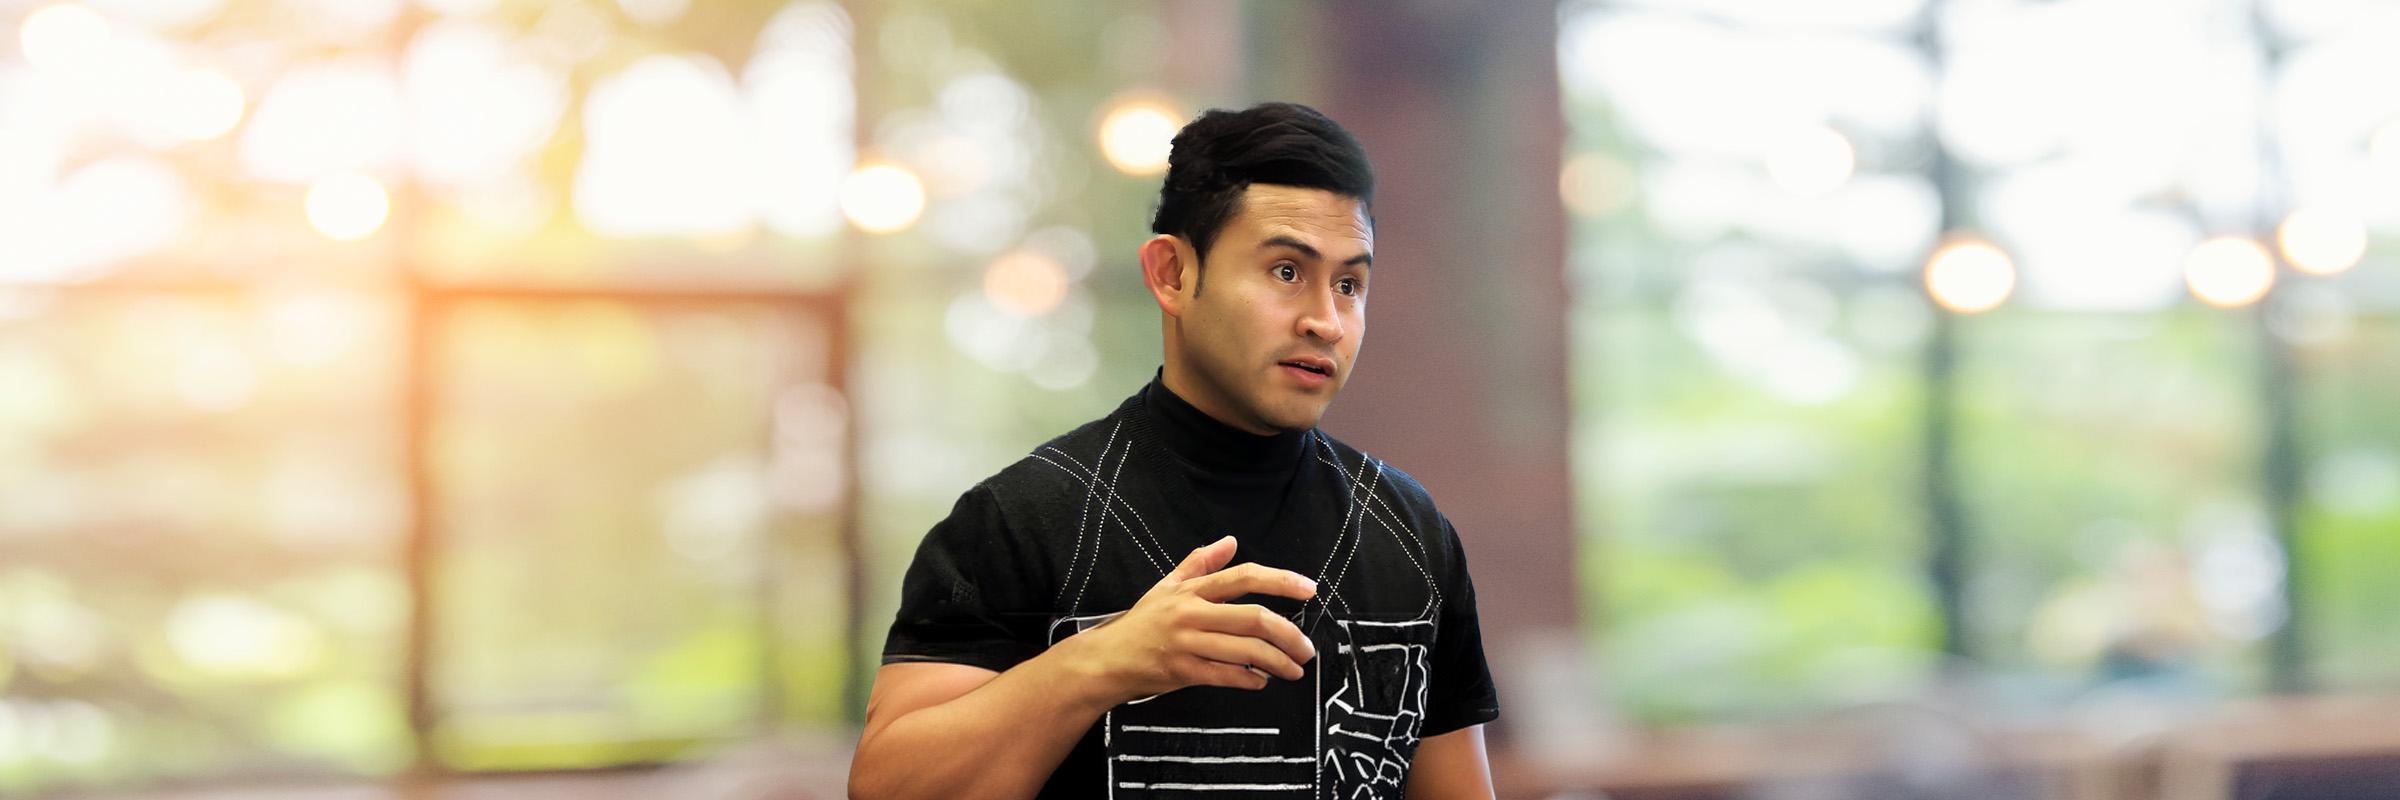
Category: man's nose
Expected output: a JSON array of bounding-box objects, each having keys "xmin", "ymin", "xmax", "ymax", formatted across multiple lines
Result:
[{"xmin": 1297, "ymin": 290, "xmax": 1344, "ymax": 344}]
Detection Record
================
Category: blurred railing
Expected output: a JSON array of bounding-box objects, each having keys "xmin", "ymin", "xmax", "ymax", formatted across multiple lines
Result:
[{"xmin": 1497, "ymin": 693, "xmax": 2400, "ymax": 800}]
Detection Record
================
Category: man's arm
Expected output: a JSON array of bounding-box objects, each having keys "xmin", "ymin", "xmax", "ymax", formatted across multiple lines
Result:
[
  {"xmin": 1405, "ymin": 724, "xmax": 1495, "ymax": 799},
  {"xmin": 849, "ymin": 535, "xmax": 1320, "ymax": 800},
  {"xmin": 847, "ymin": 653, "xmax": 1105, "ymax": 798}
]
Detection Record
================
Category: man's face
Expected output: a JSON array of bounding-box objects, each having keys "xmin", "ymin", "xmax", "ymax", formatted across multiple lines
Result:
[{"xmin": 1172, "ymin": 184, "xmax": 1372, "ymax": 434}]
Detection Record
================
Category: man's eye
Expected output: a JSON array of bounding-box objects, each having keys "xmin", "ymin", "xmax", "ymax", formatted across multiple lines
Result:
[
  {"xmin": 1337, "ymin": 278, "xmax": 1359, "ymax": 295},
  {"xmin": 1276, "ymin": 264, "xmax": 1297, "ymax": 281}
]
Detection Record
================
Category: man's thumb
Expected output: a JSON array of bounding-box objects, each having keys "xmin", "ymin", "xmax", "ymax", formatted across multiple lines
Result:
[{"xmin": 1167, "ymin": 535, "xmax": 1237, "ymax": 582}]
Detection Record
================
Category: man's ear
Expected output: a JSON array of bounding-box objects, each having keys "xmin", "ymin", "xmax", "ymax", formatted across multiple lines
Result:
[{"xmin": 1139, "ymin": 234, "xmax": 1195, "ymax": 319}]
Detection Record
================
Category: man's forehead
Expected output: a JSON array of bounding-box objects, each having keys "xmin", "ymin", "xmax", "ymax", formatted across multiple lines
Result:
[{"xmin": 1234, "ymin": 186, "xmax": 1373, "ymax": 256}]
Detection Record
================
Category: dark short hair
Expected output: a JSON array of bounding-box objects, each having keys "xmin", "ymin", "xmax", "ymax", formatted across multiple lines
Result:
[{"xmin": 1149, "ymin": 102, "xmax": 1375, "ymax": 271}]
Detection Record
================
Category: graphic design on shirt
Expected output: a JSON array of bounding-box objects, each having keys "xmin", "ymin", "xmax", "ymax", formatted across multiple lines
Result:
[
  {"xmin": 1052, "ymin": 612, "xmax": 1321, "ymax": 796},
  {"xmin": 1320, "ymin": 618, "xmax": 1434, "ymax": 796},
  {"xmin": 1050, "ymin": 611, "xmax": 1436, "ymax": 799}
]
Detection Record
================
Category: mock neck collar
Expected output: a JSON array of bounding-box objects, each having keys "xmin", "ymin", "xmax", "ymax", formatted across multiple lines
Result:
[{"xmin": 1143, "ymin": 369, "xmax": 1308, "ymax": 475}]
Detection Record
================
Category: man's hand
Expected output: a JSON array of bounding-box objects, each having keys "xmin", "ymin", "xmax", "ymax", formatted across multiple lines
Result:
[
  {"xmin": 1062, "ymin": 535, "xmax": 1320, "ymax": 707},
  {"xmin": 850, "ymin": 536, "xmax": 1322, "ymax": 799}
]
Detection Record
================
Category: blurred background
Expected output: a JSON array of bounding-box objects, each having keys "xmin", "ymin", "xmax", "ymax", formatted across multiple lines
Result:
[{"xmin": 0, "ymin": 0, "xmax": 2396, "ymax": 797}]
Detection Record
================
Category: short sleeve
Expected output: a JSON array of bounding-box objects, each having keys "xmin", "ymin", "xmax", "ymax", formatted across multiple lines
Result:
[
  {"xmin": 1420, "ymin": 514, "xmax": 1500, "ymax": 736},
  {"xmin": 879, "ymin": 483, "xmax": 1048, "ymax": 674}
]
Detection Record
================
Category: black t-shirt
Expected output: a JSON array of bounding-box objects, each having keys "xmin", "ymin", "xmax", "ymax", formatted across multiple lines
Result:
[{"xmin": 882, "ymin": 375, "xmax": 1501, "ymax": 797}]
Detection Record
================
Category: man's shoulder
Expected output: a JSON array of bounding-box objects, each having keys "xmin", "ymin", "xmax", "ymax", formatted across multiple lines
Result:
[
  {"xmin": 971, "ymin": 400, "xmax": 1141, "ymax": 507},
  {"xmin": 1311, "ymin": 429, "xmax": 1437, "ymax": 506}
]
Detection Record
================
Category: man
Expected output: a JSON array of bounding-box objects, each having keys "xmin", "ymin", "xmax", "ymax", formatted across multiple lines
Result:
[{"xmin": 850, "ymin": 102, "xmax": 1499, "ymax": 799}]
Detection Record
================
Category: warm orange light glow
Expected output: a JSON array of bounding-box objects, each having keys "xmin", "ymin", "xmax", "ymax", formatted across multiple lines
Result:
[
  {"xmin": 1098, "ymin": 97, "xmax": 1182, "ymax": 177},
  {"xmin": 1560, "ymin": 151, "xmax": 1636, "ymax": 217},
  {"xmin": 2185, "ymin": 236, "xmax": 2276, "ymax": 308},
  {"xmin": 983, "ymin": 249, "xmax": 1070, "ymax": 317},
  {"xmin": 2276, "ymin": 206, "xmax": 2367, "ymax": 276},
  {"xmin": 1924, "ymin": 238, "xmax": 2015, "ymax": 314},
  {"xmin": 305, "ymin": 173, "xmax": 392, "ymax": 241},
  {"xmin": 19, "ymin": 4, "xmax": 110, "ymax": 76},
  {"xmin": 839, "ymin": 162, "xmax": 925, "ymax": 235},
  {"xmin": 167, "ymin": 67, "xmax": 247, "ymax": 142},
  {"xmin": 571, "ymin": 54, "xmax": 751, "ymax": 237}
]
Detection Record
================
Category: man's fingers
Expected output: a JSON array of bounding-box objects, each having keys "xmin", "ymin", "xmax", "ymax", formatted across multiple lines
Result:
[
  {"xmin": 1184, "ymin": 632, "xmax": 1306, "ymax": 682},
  {"xmin": 1188, "ymin": 603, "xmax": 1315, "ymax": 665},
  {"xmin": 1165, "ymin": 535, "xmax": 1239, "ymax": 583},
  {"xmin": 1178, "ymin": 657, "xmax": 1271, "ymax": 691},
  {"xmin": 1183, "ymin": 562, "xmax": 1317, "ymax": 603}
]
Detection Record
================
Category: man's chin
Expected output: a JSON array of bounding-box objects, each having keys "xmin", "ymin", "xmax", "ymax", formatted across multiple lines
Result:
[{"xmin": 1259, "ymin": 404, "xmax": 1330, "ymax": 433}]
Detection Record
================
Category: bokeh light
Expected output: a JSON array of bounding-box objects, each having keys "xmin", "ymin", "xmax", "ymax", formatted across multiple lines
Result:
[
  {"xmin": 1923, "ymin": 238, "xmax": 2016, "ymax": 314},
  {"xmin": 0, "ymin": 157, "xmax": 196, "ymax": 283},
  {"xmin": 982, "ymin": 249, "xmax": 1070, "ymax": 318},
  {"xmin": 571, "ymin": 54, "xmax": 754, "ymax": 237},
  {"xmin": 305, "ymin": 172, "xmax": 392, "ymax": 241},
  {"xmin": 1097, "ymin": 96, "xmax": 1182, "ymax": 176},
  {"xmin": 18, "ymin": 4, "xmax": 110, "ymax": 76},
  {"xmin": 166, "ymin": 594, "xmax": 325, "ymax": 680},
  {"xmin": 1763, "ymin": 124, "xmax": 1855, "ymax": 196},
  {"xmin": 2185, "ymin": 235, "xmax": 2278, "ymax": 308},
  {"xmin": 0, "ymin": 698, "xmax": 114, "ymax": 766},
  {"xmin": 2277, "ymin": 206, "xmax": 2367, "ymax": 276},
  {"xmin": 240, "ymin": 58, "xmax": 406, "ymax": 183},
  {"xmin": 616, "ymin": 0, "xmax": 689, "ymax": 27},
  {"xmin": 839, "ymin": 162, "xmax": 925, "ymax": 235},
  {"xmin": 749, "ymin": 1, "xmax": 856, "ymax": 239},
  {"xmin": 1560, "ymin": 151, "xmax": 1636, "ymax": 217},
  {"xmin": 403, "ymin": 20, "xmax": 568, "ymax": 187},
  {"xmin": 85, "ymin": 0, "xmax": 222, "ymax": 28},
  {"xmin": 165, "ymin": 67, "xmax": 247, "ymax": 142},
  {"xmin": 416, "ymin": 0, "xmax": 497, "ymax": 17}
]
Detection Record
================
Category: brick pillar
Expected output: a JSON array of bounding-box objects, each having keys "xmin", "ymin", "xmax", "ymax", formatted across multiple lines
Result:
[{"xmin": 1306, "ymin": 0, "xmax": 1584, "ymax": 737}]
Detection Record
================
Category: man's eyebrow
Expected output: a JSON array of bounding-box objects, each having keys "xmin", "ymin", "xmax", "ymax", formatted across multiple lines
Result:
[{"xmin": 1259, "ymin": 234, "xmax": 1372, "ymax": 268}]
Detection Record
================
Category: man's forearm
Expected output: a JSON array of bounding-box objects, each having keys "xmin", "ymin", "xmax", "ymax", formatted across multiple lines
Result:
[{"xmin": 849, "ymin": 640, "xmax": 1117, "ymax": 799}]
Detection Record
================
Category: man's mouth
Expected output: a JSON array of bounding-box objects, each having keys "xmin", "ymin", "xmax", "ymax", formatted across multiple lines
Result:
[{"xmin": 1278, "ymin": 357, "xmax": 1334, "ymax": 377}]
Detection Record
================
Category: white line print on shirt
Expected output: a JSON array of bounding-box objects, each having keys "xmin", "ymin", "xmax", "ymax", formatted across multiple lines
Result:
[
  {"xmin": 1053, "ymin": 441, "xmax": 1178, "ymax": 575},
  {"xmin": 1028, "ymin": 425, "xmax": 1179, "ymax": 607},
  {"xmin": 1052, "ymin": 612, "xmax": 1319, "ymax": 798},
  {"xmin": 1319, "ymin": 617, "xmax": 1434, "ymax": 800},
  {"xmin": 1308, "ymin": 438, "xmax": 1450, "ymax": 624},
  {"xmin": 1061, "ymin": 614, "xmax": 1434, "ymax": 800},
  {"xmin": 1043, "ymin": 420, "xmax": 1116, "ymax": 610},
  {"xmin": 1298, "ymin": 435, "xmax": 1375, "ymax": 624},
  {"xmin": 1349, "ymin": 473, "xmax": 1445, "ymax": 619}
]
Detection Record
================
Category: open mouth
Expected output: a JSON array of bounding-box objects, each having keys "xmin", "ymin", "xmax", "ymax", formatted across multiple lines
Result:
[{"xmin": 1278, "ymin": 359, "xmax": 1332, "ymax": 377}]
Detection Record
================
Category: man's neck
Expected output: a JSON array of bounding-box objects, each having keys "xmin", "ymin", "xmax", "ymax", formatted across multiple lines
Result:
[
  {"xmin": 1145, "ymin": 368, "xmax": 1305, "ymax": 475},
  {"xmin": 1159, "ymin": 359, "xmax": 1278, "ymax": 436}
]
